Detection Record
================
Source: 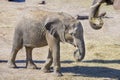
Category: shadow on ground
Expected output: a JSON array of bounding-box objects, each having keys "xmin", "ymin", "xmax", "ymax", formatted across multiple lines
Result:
[
  {"xmin": 62, "ymin": 66, "xmax": 120, "ymax": 79},
  {"xmin": 1, "ymin": 59, "xmax": 120, "ymax": 79},
  {"xmin": 0, "ymin": 60, "xmax": 45, "ymax": 63},
  {"xmin": 61, "ymin": 60, "xmax": 74, "ymax": 64},
  {"xmin": 83, "ymin": 59, "xmax": 120, "ymax": 64},
  {"xmin": 61, "ymin": 59, "xmax": 120, "ymax": 79},
  {"xmin": 0, "ymin": 60, "xmax": 8, "ymax": 63},
  {"xmin": 0, "ymin": 60, "xmax": 45, "ymax": 69}
]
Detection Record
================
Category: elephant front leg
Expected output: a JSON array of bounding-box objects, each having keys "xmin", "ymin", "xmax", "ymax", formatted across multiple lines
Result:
[
  {"xmin": 41, "ymin": 48, "xmax": 53, "ymax": 73},
  {"xmin": 46, "ymin": 32, "xmax": 63, "ymax": 76},
  {"xmin": 25, "ymin": 47, "xmax": 37, "ymax": 69},
  {"xmin": 52, "ymin": 44, "xmax": 63, "ymax": 77}
]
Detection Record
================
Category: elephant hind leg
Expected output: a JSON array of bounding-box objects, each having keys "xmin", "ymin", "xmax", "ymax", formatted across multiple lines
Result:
[
  {"xmin": 7, "ymin": 37, "xmax": 23, "ymax": 68},
  {"xmin": 25, "ymin": 47, "xmax": 37, "ymax": 69},
  {"xmin": 7, "ymin": 49, "xmax": 19, "ymax": 68}
]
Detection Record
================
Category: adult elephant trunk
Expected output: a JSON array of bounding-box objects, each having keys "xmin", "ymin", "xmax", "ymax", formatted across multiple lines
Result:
[
  {"xmin": 89, "ymin": 0, "xmax": 104, "ymax": 30},
  {"xmin": 89, "ymin": 0, "xmax": 114, "ymax": 30},
  {"xmin": 74, "ymin": 37, "xmax": 85, "ymax": 62}
]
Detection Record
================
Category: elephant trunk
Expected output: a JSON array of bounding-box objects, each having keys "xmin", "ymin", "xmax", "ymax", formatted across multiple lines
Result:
[
  {"xmin": 89, "ymin": 0, "xmax": 104, "ymax": 30},
  {"xmin": 74, "ymin": 38, "xmax": 85, "ymax": 62},
  {"xmin": 89, "ymin": 0, "xmax": 114, "ymax": 30}
]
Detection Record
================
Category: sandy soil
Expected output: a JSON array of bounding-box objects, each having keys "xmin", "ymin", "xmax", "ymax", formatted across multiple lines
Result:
[{"xmin": 0, "ymin": 0, "xmax": 120, "ymax": 80}]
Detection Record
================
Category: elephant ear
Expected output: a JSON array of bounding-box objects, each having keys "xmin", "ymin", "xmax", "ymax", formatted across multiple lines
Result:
[{"xmin": 44, "ymin": 16, "xmax": 66, "ymax": 43}]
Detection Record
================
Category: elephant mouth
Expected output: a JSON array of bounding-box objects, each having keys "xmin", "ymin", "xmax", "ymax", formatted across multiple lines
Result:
[{"xmin": 66, "ymin": 40, "xmax": 77, "ymax": 47}]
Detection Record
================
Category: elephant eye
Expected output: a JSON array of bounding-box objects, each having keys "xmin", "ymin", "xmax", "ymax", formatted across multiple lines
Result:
[{"xmin": 70, "ymin": 33, "xmax": 74, "ymax": 36}]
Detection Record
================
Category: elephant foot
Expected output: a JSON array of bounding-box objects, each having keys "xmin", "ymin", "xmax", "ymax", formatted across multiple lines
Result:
[
  {"xmin": 41, "ymin": 67, "xmax": 51, "ymax": 73},
  {"xmin": 26, "ymin": 64, "xmax": 37, "ymax": 69},
  {"xmin": 7, "ymin": 62, "xmax": 17, "ymax": 68},
  {"xmin": 53, "ymin": 71, "xmax": 63, "ymax": 77}
]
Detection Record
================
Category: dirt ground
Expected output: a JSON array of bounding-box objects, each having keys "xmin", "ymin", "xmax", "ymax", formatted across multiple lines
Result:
[{"xmin": 0, "ymin": 0, "xmax": 120, "ymax": 80}]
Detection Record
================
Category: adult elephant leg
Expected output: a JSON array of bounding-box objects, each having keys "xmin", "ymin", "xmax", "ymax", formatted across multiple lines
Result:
[
  {"xmin": 41, "ymin": 48, "xmax": 53, "ymax": 72},
  {"xmin": 25, "ymin": 47, "xmax": 37, "ymax": 69}
]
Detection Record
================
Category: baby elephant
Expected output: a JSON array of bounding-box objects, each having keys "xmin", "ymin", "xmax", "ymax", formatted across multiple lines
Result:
[{"xmin": 7, "ymin": 8, "xmax": 85, "ymax": 76}]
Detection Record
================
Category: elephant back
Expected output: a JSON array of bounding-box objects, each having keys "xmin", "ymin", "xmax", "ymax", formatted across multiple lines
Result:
[{"xmin": 22, "ymin": 7, "xmax": 55, "ymax": 22}]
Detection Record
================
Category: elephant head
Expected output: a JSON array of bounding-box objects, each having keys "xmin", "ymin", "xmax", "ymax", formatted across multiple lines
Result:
[
  {"xmin": 44, "ymin": 14, "xmax": 85, "ymax": 61},
  {"xmin": 64, "ymin": 20, "xmax": 85, "ymax": 61},
  {"xmin": 89, "ymin": 0, "xmax": 114, "ymax": 30}
]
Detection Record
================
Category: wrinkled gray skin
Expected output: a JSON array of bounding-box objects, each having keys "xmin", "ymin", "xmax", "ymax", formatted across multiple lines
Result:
[
  {"xmin": 89, "ymin": 0, "xmax": 114, "ymax": 30},
  {"xmin": 7, "ymin": 8, "xmax": 85, "ymax": 77}
]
